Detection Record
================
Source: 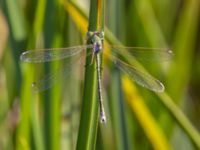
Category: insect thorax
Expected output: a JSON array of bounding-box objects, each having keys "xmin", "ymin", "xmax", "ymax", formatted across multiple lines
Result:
[{"xmin": 87, "ymin": 31, "xmax": 104, "ymax": 54}]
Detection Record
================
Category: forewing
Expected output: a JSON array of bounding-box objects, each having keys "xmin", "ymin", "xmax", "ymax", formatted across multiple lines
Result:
[
  {"xmin": 20, "ymin": 45, "xmax": 92, "ymax": 63},
  {"xmin": 110, "ymin": 46, "xmax": 173, "ymax": 62}
]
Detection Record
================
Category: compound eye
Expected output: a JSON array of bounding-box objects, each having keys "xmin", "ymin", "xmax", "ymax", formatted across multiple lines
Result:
[
  {"xmin": 100, "ymin": 31, "xmax": 104, "ymax": 37},
  {"xmin": 87, "ymin": 31, "xmax": 93, "ymax": 38}
]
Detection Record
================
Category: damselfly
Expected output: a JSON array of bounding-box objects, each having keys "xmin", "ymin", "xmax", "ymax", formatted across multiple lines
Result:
[{"xmin": 20, "ymin": 31, "xmax": 173, "ymax": 123}]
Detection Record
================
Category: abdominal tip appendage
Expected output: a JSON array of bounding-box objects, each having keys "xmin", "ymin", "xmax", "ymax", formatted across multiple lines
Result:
[
  {"xmin": 100, "ymin": 115, "xmax": 106, "ymax": 123},
  {"xmin": 100, "ymin": 110, "xmax": 106, "ymax": 123}
]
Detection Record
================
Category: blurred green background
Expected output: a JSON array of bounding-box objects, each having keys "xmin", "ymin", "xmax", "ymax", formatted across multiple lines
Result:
[{"xmin": 0, "ymin": 0, "xmax": 200, "ymax": 149}]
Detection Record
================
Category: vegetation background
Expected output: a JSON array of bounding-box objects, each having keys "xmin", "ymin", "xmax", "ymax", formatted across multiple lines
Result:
[{"xmin": 0, "ymin": 0, "xmax": 200, "ymax": 149}]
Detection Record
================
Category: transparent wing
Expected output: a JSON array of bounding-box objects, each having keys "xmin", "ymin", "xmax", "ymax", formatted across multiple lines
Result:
[
  {"xmin": 109, "ymin": 45, "xmax": 173, "ymax": 61},
  {"xmin": 20, "ymin": 45, "xmax": 93, "ymax": 63},
  {"xmin": 109, "ymin": 55, "xmax": 165, "ymax": 92},
  {"xmin": 31, "ymin": 54, "xmax": 86, "ymax": 92}
]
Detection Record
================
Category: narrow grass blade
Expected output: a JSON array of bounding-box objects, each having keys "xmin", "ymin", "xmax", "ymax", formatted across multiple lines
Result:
[
  {"xmin": 76, "ymin": 0, "xmax": 105, "ymax": 150},
  {"xmin": 122, "ymin": 76, "xmax": 171, "ymax": 150}
]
